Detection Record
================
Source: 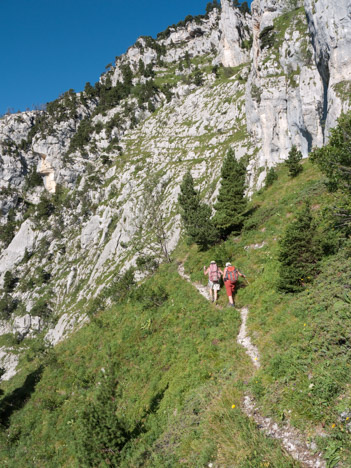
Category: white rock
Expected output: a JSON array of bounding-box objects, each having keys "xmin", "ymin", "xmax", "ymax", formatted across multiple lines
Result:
[{"xmin": 0, "ymin": 220, "xmax": 37, "ymax": 285}]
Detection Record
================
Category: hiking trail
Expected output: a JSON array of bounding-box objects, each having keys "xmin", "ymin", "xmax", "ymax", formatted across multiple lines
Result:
[{"xmin": 178, "ymin": 262, "xmax": 327, "ymax": 468}]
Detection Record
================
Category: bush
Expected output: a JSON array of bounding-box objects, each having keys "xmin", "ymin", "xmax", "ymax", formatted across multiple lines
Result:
[
  {"xmin": 259, "ymin": 25, "xmax": 275, "ymax": 49},
  {"xmin": 0, "ymin": 209, "xmax": 16, "ymax": 247},
  {"xmin": 0, "ymin": 294, "xmax": 17, "ymax": 320},
  {"xmin": 36, "ymin": 193, "xmax": 55, "ymax": 220},
  {"xmin": 136, "ymin": 255, "xmax": 159, "ymax": 273},
  {"xmin": 104, "ymin": 268, "xmax": 135, "ymax": 303},
  {"xmin": 265, "ymin": 167, "xmax": 278, "ymax": 188},
  {"xmin": 30, "ymin": 297, "xmax": 52, "ymax": 319},
  {"xmin": 74, "ymin": 364, "xmax": 128, "ymax": 467},
  {"xmin": 133, "ymin": 284, "xmax": 169, "ymax": 310},
  {"xmin": 3, "ymin": 272, "xmax": 18, "ymax": 293},
  {"xmin": 193, "ymin": 67, "xmax": 204, "ymax": 86}
]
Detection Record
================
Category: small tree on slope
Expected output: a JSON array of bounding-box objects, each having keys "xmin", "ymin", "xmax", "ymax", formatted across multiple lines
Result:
[
  {"xmin": 74, "ymin": 364, "xmax": 128, "ymax": 467},
  {"xmin": 213, "ymin": 148, "xmax": 247, "ymax": 238},
  {"xmin": 311, "ymin": 111, "xmax": 351, "ymax": 194},
  {"xmin": 278, "ymin": 202, "xmax": 321, "ymax": 293},
  {"xmin": 286, "ymin": 145, "xmax": 303, "ymax": 178},
  {"xmin": 178, "ymin": 171, "xmax": 218, "ymax": 250}
]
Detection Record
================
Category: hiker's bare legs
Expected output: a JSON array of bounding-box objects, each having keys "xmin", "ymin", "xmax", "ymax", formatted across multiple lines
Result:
[
  {"xmin": 214, "ymin": 289, "xmax": 218, "ymax": 302},
  {"xmin": 228, "ymin": 295, "xmax": 234, "ymax": 305}
]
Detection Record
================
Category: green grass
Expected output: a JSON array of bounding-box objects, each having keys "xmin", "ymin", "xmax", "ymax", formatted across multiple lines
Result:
[
  {"xmin": 0, "ymin": 264, "xmax": 299, "ymax": 467},
  {"xmin": 181, "ymin": 159, "xmax": 351, "ymax": 466},
  {"xmin": 1, "ymin": 159, "xmax": 351, "ymax": 466}
]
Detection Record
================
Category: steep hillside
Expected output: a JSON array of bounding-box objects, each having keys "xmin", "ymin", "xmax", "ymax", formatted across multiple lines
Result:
[
  {"xmin": 0, "ymin": 158, "xmax": 350, "ymax": 467},
  {"xmin": 0, "ymin": 0, "xmax": 351, "ymax": 465}
]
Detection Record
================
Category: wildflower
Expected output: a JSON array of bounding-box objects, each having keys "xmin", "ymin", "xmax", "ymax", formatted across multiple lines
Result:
[
  {"xmin": 332, "ymin": 424, "xmax": 336, "ymax": 428},
  {"xmin": 232, "ymin": 404, "xmax": 236, "ymax": 409},
  {"xmin": 304, "ymin": 323, "xmax": 306, "ymax": 327},
  {"xmin": 346, "ymin": 417, "xmax": 350, "ymax": 421}
]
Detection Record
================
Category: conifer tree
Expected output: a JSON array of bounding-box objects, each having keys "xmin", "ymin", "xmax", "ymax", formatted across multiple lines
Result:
[
  {"xmin": 286, "ymin": 145, "xmax": 303, "ymax": 177},
  {"xmin": 178, "ymin": 172, "xmax": 218, "ymax": 250},
  {"xmin": 75, "ymin": 364, "xmax": 128, "ymax": 467},
  {"xmin": 278, "ymin": 202, "xmax": 321, "ymax": 293},
  {"xmin": 213, "ymin": 148, "xmax": 247, "ymax": 238},
  {"xmin": 311, "ymin": 111, "xmax": 351, "ymax": 194},
  {"xmin": 265, "ymin": 167, "xmax": 278, "ymax": 188}
]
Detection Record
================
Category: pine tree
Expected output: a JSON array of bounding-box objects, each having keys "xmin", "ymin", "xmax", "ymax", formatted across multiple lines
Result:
[
  {"xmin": 178, "ymin": 172, "xmax": 218, "ymax": 250},
  {"xmin": 193, "ymin": 67, "xmax": 204, "ymax": 86},
  {"xmin": 278, "ymin": 202, "xmax": 321, "ymax": 293},
  {"xmin": 265, "ymin": 167, "xmax": 278, "ymax": 188},
  {"xmin": 286, "ymin": 145, "xmax": 303, "ymax": 177},
  {"xmin": 74, "ymin": 364, "xmax": 128, "ymax": 467},
  {"xmin": 213, "ymin": 148, "xmax": 247, "ymax": 238},
  {"xmin": 311, "ymin": 111, "xmax": 351, "ymax": 194}
]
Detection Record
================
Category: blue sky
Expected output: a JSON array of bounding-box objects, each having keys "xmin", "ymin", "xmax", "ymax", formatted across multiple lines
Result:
[{"xmin": 0, "ymin": 0, "xmax": 251, "ymax": 115}]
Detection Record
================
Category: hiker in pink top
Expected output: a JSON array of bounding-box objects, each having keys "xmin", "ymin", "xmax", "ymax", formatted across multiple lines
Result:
[{"xmin": 204, "ymin": 261, "xmax": 223, "ymax": 303}]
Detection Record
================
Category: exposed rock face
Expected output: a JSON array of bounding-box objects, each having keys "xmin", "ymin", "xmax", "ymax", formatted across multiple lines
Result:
[
  {"xmin": 216, "ymin": 0, "xmax": 251, "ymax": 67},
  {"xmin": 0, "ymin": 219, "xmax": 36, "ymax": 284},
  {"xmin": 247, "ymin": 0, "xmax": 351, "ymax": 184},
  {"xmin": 45, "ymin": 312, "xmax": 89, "ymax": 346},
  {"xmin": 0, "ymin": 348, "xmax": 19, "ymax": 381},
  {"xmin": 37, "ymin": 154, "xmax": 56, "ymax": 193},
  {"xmin": 304, "ymin": 0, "xmax": 351, "ymax": 134}
]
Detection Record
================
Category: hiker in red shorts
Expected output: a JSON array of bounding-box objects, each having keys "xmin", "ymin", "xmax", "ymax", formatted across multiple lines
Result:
[
  {"xmin": 223, "ymin": 262, "xmax": 246, "ymax": 307},
  {"xmin": 204, "ymin": 261, "xmax": 223, "ymax": 303}
]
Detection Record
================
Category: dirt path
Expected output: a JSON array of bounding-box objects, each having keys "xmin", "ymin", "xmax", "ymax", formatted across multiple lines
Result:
[{"xmin": 178, "ymin": 263, "xmax": 326, "ymax": 468}]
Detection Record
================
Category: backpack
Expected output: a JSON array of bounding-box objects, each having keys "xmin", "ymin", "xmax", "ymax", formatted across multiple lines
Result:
[
  {"xmin": 225, "ymin": 266, "xmax": 238, "ymax": 284},
  {"xmin": 209, "ymin": 263, "xmax": 219, "ymax": 282}
]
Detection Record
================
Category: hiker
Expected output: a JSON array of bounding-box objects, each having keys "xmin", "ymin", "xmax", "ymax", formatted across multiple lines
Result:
[
  {"xmin": 204, "ymin": 261, "xmax": 223, "ymax": 303},
  {"xmin": 223, "ymin": 262, "xmax": 246, "ymax": 307}
]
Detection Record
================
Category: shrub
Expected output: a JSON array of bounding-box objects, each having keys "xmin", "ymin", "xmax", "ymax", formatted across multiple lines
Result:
[
  {"xmin": 3, "ymin": 272, "xmax": 18, "ymax": 293},
  {"xmin": 104, "ymin": 268, "xmax": 135, "ymax": 303},
  {"xmin": 259, "ymin": 25, "xmax": 275, "ymax": 49},
  {"xmin": 30, "ymin": 297, "xmax": 52, "ymax": 319},
  {"xmin": 74, "ymin": 364, "xmax": 128, "ymax": 467},
  {"xmin": 0, "ymin": 294, "xmax": 17, "ymax": 320},
  {"xmin": 136, "ymin": 255, "xmax": 159, "ymax": 273},
  {"xmin": 36, "ymin": 193, "xmax": 55, "ymax": 220},
  {"xmin": 265, "ymin": 167, "xmax": 278, "ymax": 188},
  {"xmin": 193, "ymin": 67, "xmax": 204, "ymax": 86}
]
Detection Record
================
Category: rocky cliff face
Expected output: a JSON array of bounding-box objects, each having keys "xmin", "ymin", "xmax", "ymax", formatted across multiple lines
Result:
[{"xmin": 0, "ymin": 0, "xmax": 350, "ymax": 379}]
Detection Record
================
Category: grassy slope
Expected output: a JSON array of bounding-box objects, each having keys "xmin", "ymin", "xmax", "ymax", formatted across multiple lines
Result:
[
  {"xmin": 184, "ymin": 159, "xmax": 351, "ymax": 467},
  {"xmin": 0, "ymin": 159, "xmax": 350, "ymax": 467}
]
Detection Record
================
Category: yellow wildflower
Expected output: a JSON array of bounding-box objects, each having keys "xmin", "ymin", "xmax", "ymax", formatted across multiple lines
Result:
[
  {"xmin": 232, "ymin": 404, "xmax": 236, "ymax": 409},
  {"xmin": 332, "ymin": 424, "xmax": 336, "ymax": 428}
]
